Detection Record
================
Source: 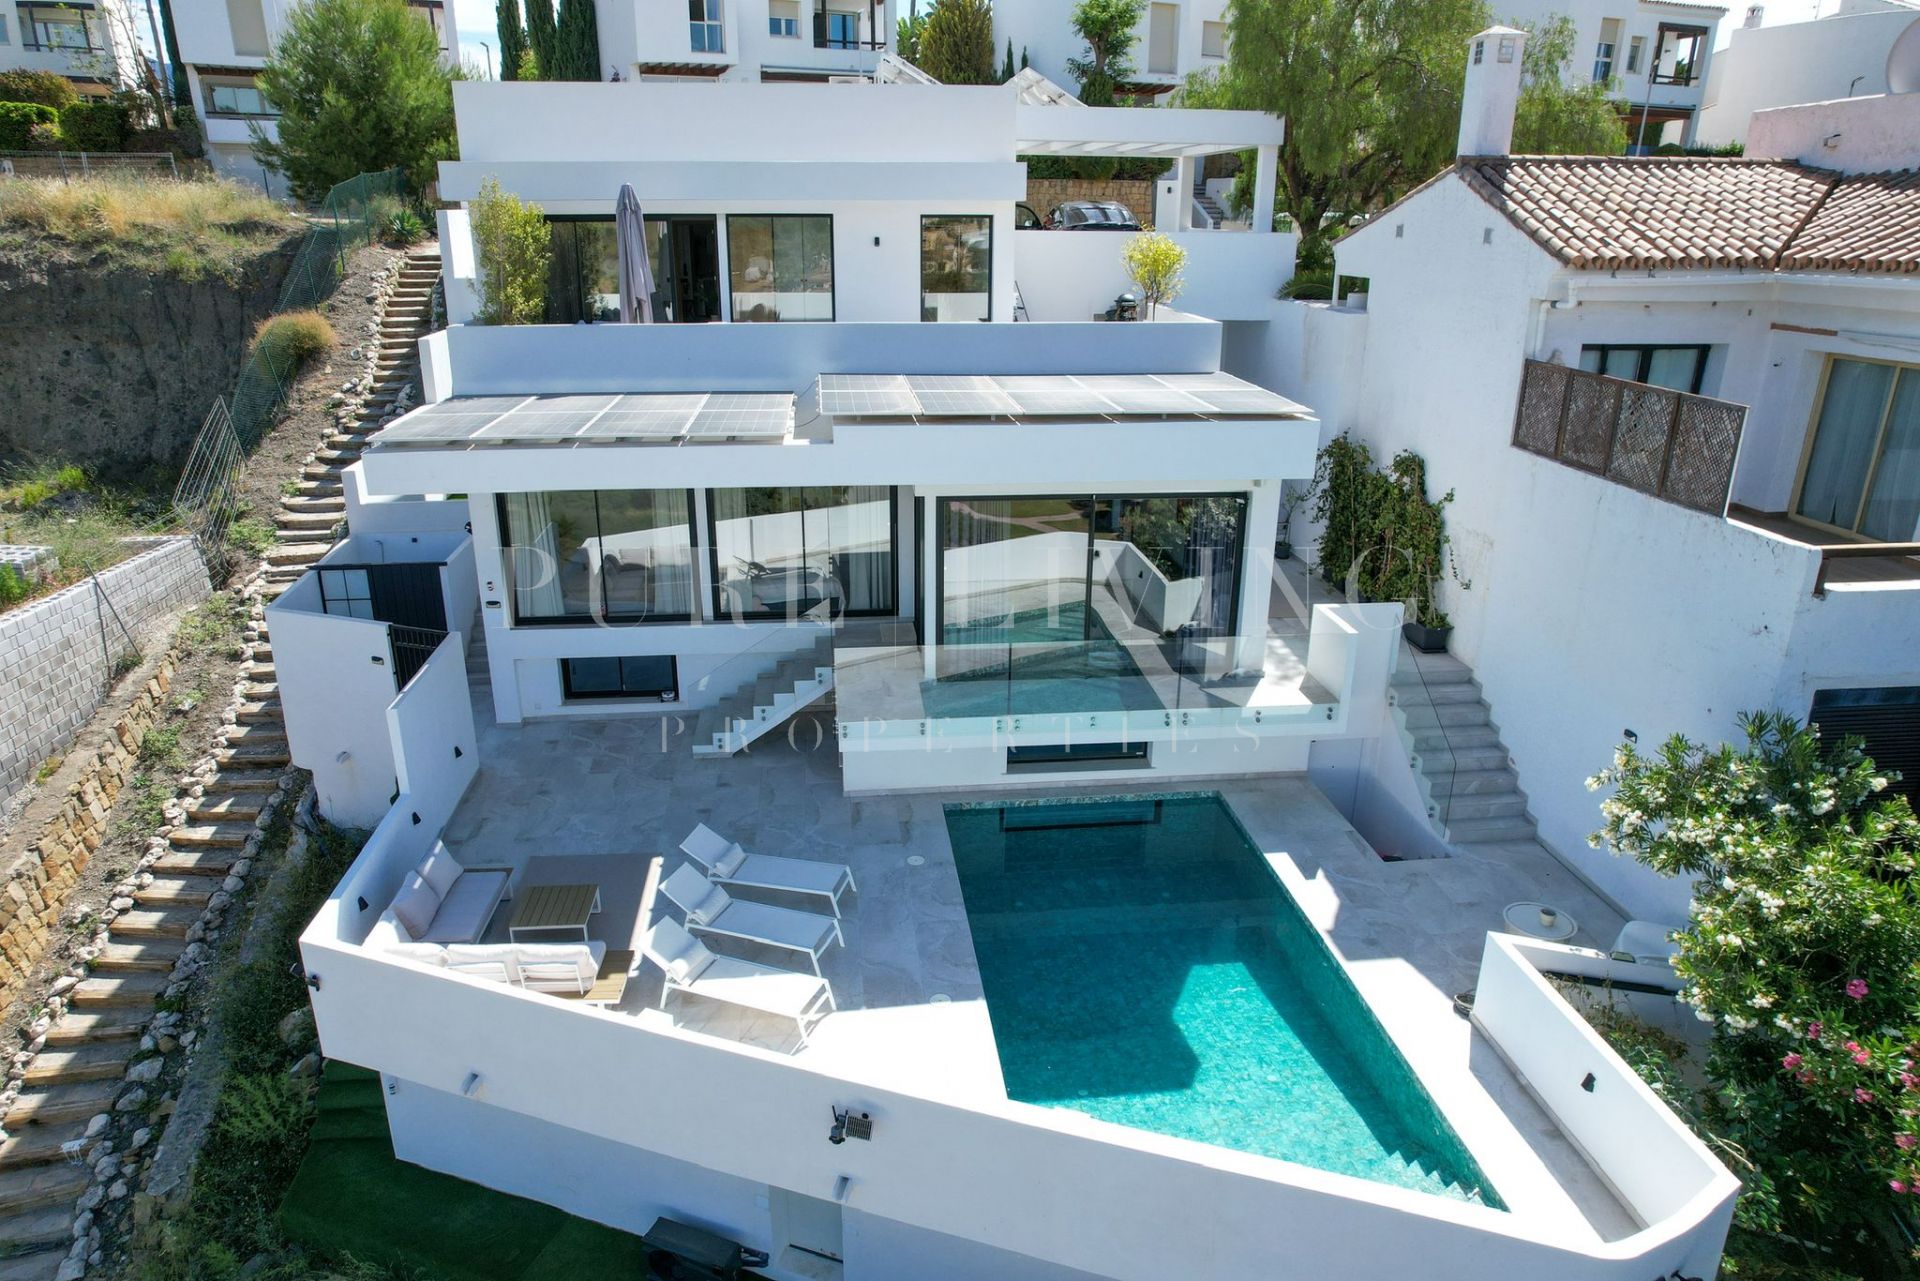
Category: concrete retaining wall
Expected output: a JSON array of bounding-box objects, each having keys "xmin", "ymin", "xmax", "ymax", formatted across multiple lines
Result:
[{"xmin": 0, "ymin": 538, "xmax": 211, "ymax": 812}]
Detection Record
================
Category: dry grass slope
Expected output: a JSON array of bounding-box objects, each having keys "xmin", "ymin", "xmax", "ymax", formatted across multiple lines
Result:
[{"xmin": 0, "ymin": 174, "xmax": 299, "ymax": 281}]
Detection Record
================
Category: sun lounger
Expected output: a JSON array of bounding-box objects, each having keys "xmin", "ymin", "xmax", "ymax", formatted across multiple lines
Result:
[
  {"xmin": 642, "ymin": 918, "xmax": 835, "ymax": 1049},
  {"xmin": 659, "ymin": 864, "xmax": 843, "ymax": 975},
  {"xmin": 680, "ymin": 823, "xmax": 858, "ymax": 918}
]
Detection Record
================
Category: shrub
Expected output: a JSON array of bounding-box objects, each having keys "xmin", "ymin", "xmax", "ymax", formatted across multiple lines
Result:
[
  {"xmin": 58, "ymin": 99, "xmax": 128, "ymax": 152},
  {"xmin": 1589, "ymin": 712, "xmax": 1920, "ymax": 1255},
  {"xmin": 1121, "ymin": 230, "xmax": 1186, "ymax": 318},
  {"xmin": 1309, "ymin": 435, "xmax": 1460, "ymax": 626},
  {"xmin": 24, "ymin": 122, "xmax": 61, "ymax": 152},
  {"xmin": 469, "ymin": 176, "xmax": 549, "ymax": 325},
  {"xmin": 1280, "ymin": 269, "xmax": 1333, "ymax": 300},
  {"xmin": 0, "ymin": 102, "xmax": 58, "ymax": 151},
  {"xmin": 918, "ymin": 0, "xmax": 996, "ymax": 84},
  {"xmin": 0, "ymin": 565, "xmax": 27, "ymax": 608},
  {"xmin": 2, "ymin": 462, "xmax": 87, "ymax": 510},
  {"xmin": 0, "ymin": 69, "xmax": 79, "ymax": 110},
  {"xmin": 382, "ymin": 206, "xmax": 428, "ymax": 245},
  {"xmin": 252, "ymin": 309, "xmax": 337, "ymax": 373}
]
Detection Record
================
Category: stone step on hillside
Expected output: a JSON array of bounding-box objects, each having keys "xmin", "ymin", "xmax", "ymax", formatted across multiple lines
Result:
[
  {"xmin": 105, "ymin": 908, "xmax": 196, "ymax": 941},
  {"xmin": 43, "ymin": 1007, "xmax": 149, "ymax": 1047},
  {"xmin": 282, "ymin": 494, "xmax": 345, "ymax": 513},
  {"xmin": 167, "ymin": 821, "xmax": 254, "ymax": 849},
  {"xmin": 131, "ymin": 877, "xmax": 211, "ymax": 910},
  {"xmin": 3, "ymin": 1082, "xmax": 117, "ymax": 1130},
  {"xmin": 215, "ymin": 741, "xmax": 291, "ymax": 770},
  {"xmin": 91, "ymin": 938, "xmax": 188, "ymax": 974},
  {"xmin": 68, "ymin": 973, "xmax": 166, "ymax": 1009},
  {"xmin": 22, "ymin": 1042, "xmax": 133, "ymax": 1086},
  {"xmin": 147, "ymin": 847, "xmax": 239, "ymax": 878},
  {"xmin": 0, "ymin": 1204, "xmax": 79, "ymax": 1259},
  {"xmin": 278, "ymin": 509, "xmax": 342, "ymax": 530},
  {"xmin": 0, "ymin": 1163, "xmax": 90, "ymax": 1220},
  {"xmin": 267, "ymin": 539, "xmax": 330, "ymax": 566},
  {"xmin": 0, "ymin": 1120, "xmax": 92, "ymax": 1170},
  {"xmin": 184, "ymin": 792, "xmax": 265, "ymax": 823},
  {"xmin": 233, "ymin": 700, "xmax": 282, "ymax": 725}
]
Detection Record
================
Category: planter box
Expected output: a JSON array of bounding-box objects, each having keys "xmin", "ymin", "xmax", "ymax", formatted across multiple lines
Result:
[{"xmin": 1403, "ymin": 621, "xmax": 1452, "ymax": 654}]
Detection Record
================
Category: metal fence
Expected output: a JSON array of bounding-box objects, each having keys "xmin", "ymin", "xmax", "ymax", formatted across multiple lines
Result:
[
  {"xmin": 388, "ymin": 624, "xmax": 447, "ymax": 691},
  {"xmin": 172, "ymin": 168, "xmax": 406, "ymax": 562},
  {"xmin": 0, "ymin": 151, "xmax": 179, "ymax": 180},
  {"xmin": 1511, "ymin": 359, "xmax": 1748, "ymax": 515}
]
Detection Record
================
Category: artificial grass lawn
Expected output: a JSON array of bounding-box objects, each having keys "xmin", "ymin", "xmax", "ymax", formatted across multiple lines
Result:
[{"xmin": 279, "ymin": 1064, "xmax": 651, "ymax": 1281}]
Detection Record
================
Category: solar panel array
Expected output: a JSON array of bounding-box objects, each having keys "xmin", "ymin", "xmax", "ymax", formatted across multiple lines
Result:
[
  {"xmin": 372, "ymin": 392, "xmax": 795, "ymax": 448},
  {"xmin": 816, "ymin": 371, "xmax": 1308, "ymax": 420}
]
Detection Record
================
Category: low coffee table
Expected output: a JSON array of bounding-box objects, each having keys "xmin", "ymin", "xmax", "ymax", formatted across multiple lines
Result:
[
  {"xmin": 508, "ymin": 882, "xmax": 601, "ymax": 944},
  {"xmin": 1503, "ymin": 900, "xmax": 1578, "ymax": 942}
]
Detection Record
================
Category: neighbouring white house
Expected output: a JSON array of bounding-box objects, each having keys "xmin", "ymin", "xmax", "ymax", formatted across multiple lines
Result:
[
  {"xmin": 0, "ymin": 0, "xmax": 144, "ymax": 100},
  {"xmin": 993, "ymin": 0, "xmax": 1231, "ymax": 103},
  {"xmin": 1698, "ymin": 0, "xmax": 1920, "ymax": 147},
  {"xmin": 595, "ymin": 0, "xmax": 895, "ymax": 83},
  {"xmin": 172, "ymin": 0, "xmax": 459, "ymax": 196},
  {"xmin": 267, "ymin": 71, "xmax": 1743, "ymax": 1281},
  {"xmin": 1244, "ymin": 28, "xmax": 1920, "ymax": 927}
]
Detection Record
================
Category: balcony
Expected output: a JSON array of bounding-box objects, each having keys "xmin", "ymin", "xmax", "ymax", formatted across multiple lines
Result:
[{"xmin": 1511, "ymin": 359, "xmax": 1746, "ymax": 515}]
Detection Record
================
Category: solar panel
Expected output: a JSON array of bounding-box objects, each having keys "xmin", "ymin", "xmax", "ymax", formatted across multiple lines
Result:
[
  {"xmin": 371, "ymin": 392, "xmax": 796, "ymax": 447},
  {"xmin": 1155, "ymin": 373, "xmax": 1308, "ymax": 416},
  {"xmin": 471, "ymin": 394, "xmax": 620, "ymax": 441},
  {"xmin": 1074, "ymin": 377, "xmax": 1211, "ymax": 415},
  {"xmin": 903, "ymin": 375, "xmax": 1019, "ymax": 417},
  {"xmin": 372, "ymin": 396, "xmax": 535, "ymax": 443},
  {"xmin": 685, "ymin": 393, "xmax": 794, "ymax": 440},
  {"xmin": 818, "ymin": 374, "xmax": 917, "ymax": 417},
  {"xmin": 583, "ymin": 394, "xmax": 707, "ymax": 440},
  {"xmin": 994, "ymin": 376, "xmax": 1122, "ymax": 417}
]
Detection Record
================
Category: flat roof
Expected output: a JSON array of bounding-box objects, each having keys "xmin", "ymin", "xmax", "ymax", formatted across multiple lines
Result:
[
  {"xmin": 817, "ymin": 371, "xmax": 1311, "ymax": 421},
  {"xmin": 370, "ymin": 392, "xmax": 796, "ymax": 449}
]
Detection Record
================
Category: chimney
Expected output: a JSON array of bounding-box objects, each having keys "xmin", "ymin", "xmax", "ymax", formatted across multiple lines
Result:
[
  {"xmin": 1457, "ymin": 26, "xmax": 1529, "ymax": 157},
  {"xmin": 1743, "ymin": 5, "xmax": 1764, "ymax": 29}
]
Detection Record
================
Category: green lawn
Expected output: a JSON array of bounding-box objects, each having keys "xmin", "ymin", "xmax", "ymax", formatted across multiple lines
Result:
[{"xmin": 278, "ymin": 1064, "xmax": 652, "ymax": 1281}]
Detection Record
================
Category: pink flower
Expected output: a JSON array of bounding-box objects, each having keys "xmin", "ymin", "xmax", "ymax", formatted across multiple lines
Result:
[
  {"xmin": 1846, "ymin": 1040, "xmax": 1862, "ymax": 1052},
  {"xmin": 1897, "ymin": 1134, "xmax": 1918, "ymax": 1150},
  {"xmin": 1904, "ymin": 1072, "xmax": 1920, "ymax": 1091},
  {"xmin": 1896, "ymin": 1181, "xmax": 1911, "ymax": 1194},
  {"xmin": 1856, "ymin": 1088, "xmax": 1877, "ymax": 1104},
  {"xmin": 1808, "ymin": 1021, "xmax": 1824, "ymax": 1040},
  {"xmin": 1855, "ymin": 1050, "xmax": 1873, "ymax": 1066},
  {"xmin": 1798, "ymin": 1071, "xmax": 1816, "ymax": 1085},
  {"xmin": 1846, "ymin": 978, "xmax": 1869, "ymax": 1000},
  {"xmin": 1782, "ymin": 1053, "xmax": 1804, "ymax": 1070}
]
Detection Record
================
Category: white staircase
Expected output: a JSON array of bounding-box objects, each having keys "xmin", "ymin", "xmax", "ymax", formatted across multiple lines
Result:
[
  {"xmin": 1193, "ymin": 169, "xmax": 1227, "ymax": 229},
  {"xmin": 1388, "ymin": 650, "xmax": 1539, "ymax": 846},
  {"xmin": 691, "ymin": 635, "xmax": 836, "ymax": 757}
]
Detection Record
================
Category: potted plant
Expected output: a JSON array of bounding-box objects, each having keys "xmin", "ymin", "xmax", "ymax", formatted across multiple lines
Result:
[
  {"xmin": 1274, "ymin": 482, "xmax": 1306, "ymax": 560},
  {"xmin": 1306, "ymin": 435, "xmax": 1466, "ymax": 647},
  {"xmin": 1381, "ymin": 450, "xmax": 1460, "ymax": 652}
]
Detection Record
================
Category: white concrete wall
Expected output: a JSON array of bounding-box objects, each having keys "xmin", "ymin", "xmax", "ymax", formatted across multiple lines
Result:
[
  {"xmin": 1013, "ymin": 228, "xmax": 1295, "ymax": 323},
  {"xmin": 342, "ymin": 464, "xmax": 471, "ymax": 539},
  {"xmin": 1745, "ymin": 90, "xmax": 1920, "ymax": 174},
  {"xmin": 1698, "ymin": 8, "xmax": 1917, "ymax": 146}
]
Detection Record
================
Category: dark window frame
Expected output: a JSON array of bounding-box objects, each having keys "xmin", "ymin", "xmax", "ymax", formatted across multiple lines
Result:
[
  {"xmin": 1578, "ymin": 343, "xmax": 1710, "ymax": 395},
  {"xmin": 496, "ymin": 489, "xmax": 700, "ymax": 628},
  {"xmin": 1650, "ymin": 23, "xmax": 1708, "ymax": 85},
  {"xmin": 561, "ymin": 655, "xmax": 680, "ymax": 703},
  {"xmin": 919, "ymin": 214, "xmax": 993, "ymax": 323},
  {"xmin": 706, "ymin": 486, "xmax": 900, "ymax": 622},
  {"xmin": 725, "ymin": 213, "xmax": 836, "ymax": 323},
  {"xmin": 932, "ymin": 491, "xmax": 1250, "ymax": 651}
]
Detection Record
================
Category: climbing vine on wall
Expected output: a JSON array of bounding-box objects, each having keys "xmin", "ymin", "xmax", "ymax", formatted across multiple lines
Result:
[{"xmin": 1309, "ymin": 434, "xmax": 1463, "ymax": 628}]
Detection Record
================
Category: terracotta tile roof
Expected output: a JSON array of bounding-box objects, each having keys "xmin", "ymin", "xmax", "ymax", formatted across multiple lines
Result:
[
  {"xmin": 1451, "ymin": 155, "xmax": 1920, "ymax": 275},
  {"xmin": 1779, "ymin": 168, "xmax": 1920, "ymax": 275}
]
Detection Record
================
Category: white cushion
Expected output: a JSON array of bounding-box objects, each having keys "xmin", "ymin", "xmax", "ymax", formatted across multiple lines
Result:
[
  {"xmin": 443, "ymin": 944, "xmax": 515, "ymax": 984},
  {"xmin": 390, "ymin": 875, "xmax": 442, "ymax": 941},
  {"xmin": 369, "ymin": 913, "xmax": 448, "ymax": 966},
  {"xmin": 416, "ymin": 867, "xmax": 511, "ymax": 944},
  {"xmin": 416, "ymin": 843, "xmax": 463, "ymax": 899},
  {"xmin": 514, "ymin": 941, "xmax": 607, "ymax": 992},
  {"xmin": 685, "ymin": 882, "xmax": 729, "ymax": 926},
  {"xmin": 650, "ymin": 922, "xmax": 712, "ymax": 982},
  {"xmin": 712, "ymin": 843, "xmax": 749, "ymax": 879}
]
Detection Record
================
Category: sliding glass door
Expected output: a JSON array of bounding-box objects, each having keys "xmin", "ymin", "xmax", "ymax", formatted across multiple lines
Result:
[
  {"xmin": 1797, "ymin": 358, "xmax": 1920, "ymax": 541},
  {"xmin": 709, "ymin": 487, "xmax": 896, "ymax": 619}
]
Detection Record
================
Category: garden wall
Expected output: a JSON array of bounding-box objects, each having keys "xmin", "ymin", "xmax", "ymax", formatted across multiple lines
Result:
[
  {"xmin": 0, "ymin": 537, "xmax": 210, "ymax": 812},
  {"xmin": 1023, "ymin": 178, "xmax": 1157, "ymax": 227},
  {"xmin": 0, "ymin": 651, "xmax": 176, "ymax": 1003}
]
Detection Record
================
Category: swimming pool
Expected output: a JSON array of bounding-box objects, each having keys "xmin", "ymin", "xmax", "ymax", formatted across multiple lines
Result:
[
  {"xmin": 925, "ymin": 602, "xmax": 1160, "ymax": 718},
  {"xmin": 944, "ymin": 793, "xmax": 1502, "ymax": 1205}
]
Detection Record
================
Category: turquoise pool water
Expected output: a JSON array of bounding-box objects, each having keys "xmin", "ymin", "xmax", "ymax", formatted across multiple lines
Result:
[
  {"xmin": 926, "ymin": 602, "xmax": 1160, "ymax": 718},
  {"xmin": 944, "ymin": 793, "xmax": 1502, "ymax": 1205}
]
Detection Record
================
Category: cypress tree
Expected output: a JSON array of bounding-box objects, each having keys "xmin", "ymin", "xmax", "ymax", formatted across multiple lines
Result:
[
  {"xmin": 496, "ymin": 0, "xmax": 527, "ymax": 80},
  {"xmin": 1001, "ymin": 38, "xmax": 1015, "ymax": 82},
  {"xmin": 524, "ymin": 0, "xmax": 558, "ymax": 80},
  {"xmin": 555, "ymin": 0, "xmax": 600, "ymax": 80}
]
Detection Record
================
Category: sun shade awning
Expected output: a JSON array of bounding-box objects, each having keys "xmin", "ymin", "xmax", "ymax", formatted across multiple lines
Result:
[
  {"xmin": 371, "ymin": 392, "xmax": 796, "ymax": 447},
  {"xmin": 815, "ymin": 372, "xmax": 1309, "ymax": 420}
]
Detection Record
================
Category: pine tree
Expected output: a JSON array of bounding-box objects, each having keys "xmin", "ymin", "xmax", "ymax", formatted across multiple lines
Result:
[
  {"xmin": 555, "ymin": 0, "xmax": 600, "ymax": 80},
  {"xmin": 524, "ymin": 0, "xmax": 558, "ymax": 80},
  {"xmin": 496, "ymin": 0, "xmax": 527, "ymax": 81},
  {"xmin": 1001, "ymin": 38, "xmax": 1015, "ymax": 82}
]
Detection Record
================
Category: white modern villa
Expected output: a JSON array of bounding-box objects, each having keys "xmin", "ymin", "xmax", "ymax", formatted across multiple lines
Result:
[
  {"xmin": 0, "ymin": 0, "xmax": 143, "ymax": 100},
  {"xmin": 599, "ymin": 0, "xmax": 896, "ymax": 83},
  {"xmin": 172, "ymin": 0, "xmax": 459, "ymax": 194},
  {"xmin": 275, "ymin": 61, "xmax": 1744, "ymax": 1281}
]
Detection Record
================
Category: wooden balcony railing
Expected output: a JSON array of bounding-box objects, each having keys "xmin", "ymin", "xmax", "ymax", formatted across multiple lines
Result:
[{"xmin": 1511, "ymin": 359, "xmax": 1747, "ymax": 516}]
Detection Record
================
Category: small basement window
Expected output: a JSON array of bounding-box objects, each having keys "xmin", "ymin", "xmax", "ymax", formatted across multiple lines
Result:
[
  {"xmin": 561, "ymin": 655, "xmax": 679, "ymax": 702},
  {"xmin": 1007, "ymin": 742, "xmax": 1150, "ymax": 773}
]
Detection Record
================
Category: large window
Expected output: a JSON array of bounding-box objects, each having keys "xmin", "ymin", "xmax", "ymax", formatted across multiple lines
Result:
[
  {"xmin": 562, "ymin": 655, "xmax": 679, "ymax": 702},
  {"xmin": 547, "ymin": 215, "xmax": 721, "ymax": 324},
  {"xmin": 546, "ymin": 218, "xmax": 620, "ymax": 324},
  {"xmin": 1200, "ymin": 20, "xmax": 1226, "ymax": 58},
  {"xmin": 689, "ymin": 0, "xmax": 723, "ymax": 52},
  {"xmin": 1579, "ymin": 344, "xmax": 1709, "ymax": 394},
  {"xmin": 1796, "ymin": 358, "xmax": 1920, "ymax": 541},
  {"xmin": 709, "ymin": 487, "xmax": 895, "ymax": 619},
  {"xmin": 727, "ymin": 215, "xmax": 833, "ymax": 322},
  {"xmin": 769, "ymin": 0, "xmax": 797, "ymax": 36},
  {"xmin": 21, "ymin": 4, "xmax": 98, "ymax": 49},
  {"xmin": 920, "ymin": 215, "xmax": 991, "ymax": 322},
  {"xmin": 823, "ymin": 9, "xmax": 859, "ymax": 48},
  {"xmin": 1652, "ymin": 24, "xmax": 1706, "ymax": 85},
  {"xmin": 205, "ymin": 79, "xmax": 276, "ymax": 117},
  {"xmin": 499, "ymin": 490, "xmax": 696, "ymax": 624}
]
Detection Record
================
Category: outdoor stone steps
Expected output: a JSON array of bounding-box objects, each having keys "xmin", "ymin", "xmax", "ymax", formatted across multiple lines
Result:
[
  {"xmin": 1397, "ymin": 700, "xmax": 1493, "ymax": 730},
  {"xmin": 167, "ymin": 822, "xmax": 255, "ymax": 848},
  {"xmin": 0, "ymin": 1246, "xmax": 67, "ymax": 1281},
  {"xmin": 234, "ymin": 700, "xmax": 282, "ymax": 724},
  {"xmin": 313, "ymin": 448, "xmax": 363, "ymax": 466},
  {"xmin": 0, "ymin": 1204, "xmax": 82, "ymax": 1256},
  {"xmin": 282, "ymin": 495, "xmax": 346, "ymax": 512},
  {"xmin": 1447, "ymin": 815, "xmax": 1542, "ymax": 843},
  {"xmin": 0, "ymin": 1120, "xmax": 92, "ymax": 1169},
  {"xmin": 222, "ymin": 720, "xmax": 284, "ymax": 744},
  {"xmin": 1435, "ymin": 743, "xmax": 1512, "ymax": 772},
  {"xmin": 147, "ymin": 847, "xmax": 238, "ymax": 878},
  {"xmin": 0, "ymin": 1164, "xmax": 90, "ymax": 1219},
  {"xmin": 267, "ymin": 539, "xmax": 331, "ymax": 564},
  {"xmin": 132, "ymin": 877, "xmax": 211, "ymax": 909},
  {"xmin": 91, "ymin": 938, "xmax": 187, "ymax": 973},
  {"xmin": 67, "ymin": 973, "xmax": 165, "ymax": 1009},
  {"xmin": 105, "ymin": 908, "xmax": 196, "ymax": 940},
  {"xmin": 235, "ymin": 683, "xmax": 280, "ymax": 705},
  {"xmin": 3, "ymin": 1082, "xmax": 116, "ymax": 1130},
  {"xmin": 184, "ymin": 792, "xmax": 266, "ymax": 822},
  {"xmin": 43, "ymin": 1008, "xmax": 149, "ymax": 1046},
  {"xmin": 1413, "ymin": 724, "xmax": 1502, "ymax": 751},
  {"xmin": 214, "ymin": 742, "xmax": 292, "ymax": 770},
  {"xmin": 299, "ymin": 462, "xmax": 346, "ymax": 483},
  {"xmin": 1426, "ymin": 766, "xmax": 1523, "ymax": 797},
  {"xmin": 1444, "ymin": 791, "xmax": 1531, "ymax": 821},
  {"xmin": 21, "ymin": 1043, "xmax": 133, "ymax": 1086}
]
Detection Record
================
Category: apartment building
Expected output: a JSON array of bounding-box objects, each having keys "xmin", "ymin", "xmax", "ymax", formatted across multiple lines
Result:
[
  {"xmin": 0, "ymin": 0, "xmax": 144, "ymax": 100},
  {"xmin": 595, "ymin": 0, "xmax": 894, "ymax": 82},
  {"xmin": 1698, "ymin": 0, "xmax": 1920, "ymax": 147}
]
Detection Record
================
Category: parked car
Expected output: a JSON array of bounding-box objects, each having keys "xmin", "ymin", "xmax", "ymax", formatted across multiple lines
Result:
[
  {"xmin": 1044, "ymin": 200, "xmax": 1140, "ymax": 230},
  {"xmin": 1016, "ymin": 201, "xmax": 1042, "ymax": 229}
]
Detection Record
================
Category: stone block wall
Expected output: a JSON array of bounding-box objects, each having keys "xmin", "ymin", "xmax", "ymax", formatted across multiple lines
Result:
[
  {"xmin": 0, "ymin": 538, "xmax": 210, "ymax": 811},
  {"xmin": 0, "ymin": 653, "xmax": 176, "ymax": 1002},
  {"xmin": 1024, "ymin": 179, "xmax": 1159, "ymax": 229}
]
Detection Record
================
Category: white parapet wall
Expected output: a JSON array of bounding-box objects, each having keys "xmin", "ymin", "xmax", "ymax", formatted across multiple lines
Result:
[{"xmin": 1014, "ymin": 228, "xmax": 1298, "ymax": 323}]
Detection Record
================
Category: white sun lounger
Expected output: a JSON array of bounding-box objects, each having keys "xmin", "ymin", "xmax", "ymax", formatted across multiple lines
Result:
[
  {"xmin": 643, "ymin": 918, "xmax": 835, "ymax": 1050},
  {"xmin": 659, "ymin": 864, "xmax": 843, "ymax": 976},
  {"xmin": 680, "ymin": 823, "xmax": 858, "ymax": 919}
]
